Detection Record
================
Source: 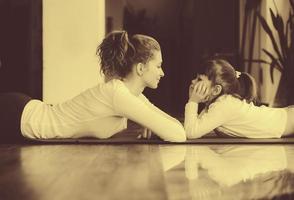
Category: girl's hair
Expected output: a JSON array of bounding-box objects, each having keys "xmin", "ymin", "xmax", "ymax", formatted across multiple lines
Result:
[
  {"xmin": 199, "ymin": 59, "xmax": 257, "ymax": 103},
  {"xmin": 96, "ymin": 30, "xmax": 161, "ymax": 79}
]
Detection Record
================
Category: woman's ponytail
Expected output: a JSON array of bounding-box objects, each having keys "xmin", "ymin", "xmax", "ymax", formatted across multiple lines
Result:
[{"xmin": 97, "ymin": 31, "xmax": 135, "ymax": 79}]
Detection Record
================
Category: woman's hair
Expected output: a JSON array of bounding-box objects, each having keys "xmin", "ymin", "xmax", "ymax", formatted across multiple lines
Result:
[
  {"xmin": 199, "ymin": 59, "xmax": 257, "ymax": 103},
  {"xmin": 96, "ymin": 30, "xmax": 161, "ymax": 79}
]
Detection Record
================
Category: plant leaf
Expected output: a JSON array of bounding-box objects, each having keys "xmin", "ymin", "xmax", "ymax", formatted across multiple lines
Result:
[
  {"xmin": 262, "ymin": 48, "xmax": 283, "ymax": 72},
  {"xmin": 290, "ymin": 0, "xmax": 294, "ymax": 12},
  {"xmin": 290, "ymin": 0, "xmax": 294, "ymax": 48},
  {"xmin": 270, "ymin": 60, "xmax": 277, "ymax": 83},
  {"xmin": 257, "ymin": 12, "xmax": 284, "ymax": 66},
  {"xmin": 257, "ymin": 12, "xmax": 273, "ymax": 36},
  {"xmin": 270, "ymin": 8, "xmax": 278, "ymax": 29},
  {"xmin": 242, "ymin": 59, "xmax": 271, "ymax": 64},
  {"xmin": 270, "ymin": 8, "xmax": 288, "ymax": 61},
  {"xmin": 286, "ymin": 11, "xmax": 291, "ymax": 44}
]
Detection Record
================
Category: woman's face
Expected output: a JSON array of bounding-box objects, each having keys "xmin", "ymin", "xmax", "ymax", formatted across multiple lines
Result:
[{"xmin": 141, "ymin": 50, "xmax": 164, "ymax": 89}]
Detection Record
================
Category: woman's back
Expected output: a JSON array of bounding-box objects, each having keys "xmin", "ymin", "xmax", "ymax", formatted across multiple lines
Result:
[{"xmin": 21, "ymin": 79, "xmax": 128, "ymax": 139}]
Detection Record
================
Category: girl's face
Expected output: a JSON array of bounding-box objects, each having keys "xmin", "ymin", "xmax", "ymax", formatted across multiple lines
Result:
[
  {"xmin": 141, "ymin": 50, "xmax": 164, "ymax": 89},
  {"xmin": 193, "ymin": 74, "xmax": 220, "ymax": 103}
]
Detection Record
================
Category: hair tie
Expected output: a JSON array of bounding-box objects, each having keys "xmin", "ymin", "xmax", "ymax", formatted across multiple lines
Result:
[{"xmin": 236, "ymin": 71, "xmax": 241, "ymax": 78}]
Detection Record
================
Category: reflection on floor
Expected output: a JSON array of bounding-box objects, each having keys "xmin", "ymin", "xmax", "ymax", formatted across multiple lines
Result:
[
  {"xmin": 161, "ymin": 145, "xmax": 294, "ymax": 200},
  {"xmin": 0, "ymin": 144, "xmax": 293, "ymax": 200}
]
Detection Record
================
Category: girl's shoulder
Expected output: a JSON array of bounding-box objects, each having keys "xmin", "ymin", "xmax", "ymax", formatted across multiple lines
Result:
[
  {"xmin": 208, "ymin": 94, "xmax": 241, "ymax": 109},
  {"xmin": 215, "ymin": 94, "xmax": 241, "ymax": 104}
]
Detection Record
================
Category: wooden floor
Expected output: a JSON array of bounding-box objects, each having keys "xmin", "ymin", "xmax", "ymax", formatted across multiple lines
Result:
[{"xmin": 0, "ymin": 144, "xmax": 294, "ymax": 200}]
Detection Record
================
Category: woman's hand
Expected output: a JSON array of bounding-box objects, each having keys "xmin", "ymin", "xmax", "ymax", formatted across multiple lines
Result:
[
  {"xmin": 189, "ymin": 80, "xmax": 209, "ymax": 103},
  {"xmin": 137, "ymin": 128, "xmax": 152, "ymax": 139}
]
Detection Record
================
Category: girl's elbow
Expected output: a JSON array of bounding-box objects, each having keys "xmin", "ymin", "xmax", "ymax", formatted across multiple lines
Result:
[
  {"xmin": 187, "ymin": 134, "xmax": 200, "ymax": 139},
  {"xmin": 186, "ymin": 130, "xmax": 202, "ymax": 139}
]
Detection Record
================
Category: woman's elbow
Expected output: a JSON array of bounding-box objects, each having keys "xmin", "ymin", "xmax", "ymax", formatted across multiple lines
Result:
[{"xmin": 174, "ymin": 132, "xmax": 186, "ymax": 142}]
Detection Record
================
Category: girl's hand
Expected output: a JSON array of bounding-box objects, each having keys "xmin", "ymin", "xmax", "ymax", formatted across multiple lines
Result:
[
  {"xmin": 189, "ymin": 81, "xmax": 209, "ymax": 103},
  {"xmin": 189, "ymin": 79, "xmax": 197, "ymax": 99},
  {"xmin": 137, "ymin": 128, "xmax": 152, "ymax": 139}
]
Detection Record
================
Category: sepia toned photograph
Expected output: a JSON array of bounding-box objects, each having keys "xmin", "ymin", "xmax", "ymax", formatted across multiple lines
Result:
[{"xmin": 0, "ymin": 0, "xmax": 294, "ymax": 199}]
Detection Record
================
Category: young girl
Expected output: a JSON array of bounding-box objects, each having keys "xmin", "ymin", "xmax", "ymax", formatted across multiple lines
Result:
[
  {"xmin": 0, "ymin": 30, "xmax": 186, "ymax": 143},
  {"xmin": 185, "ymin": 59, "xmax": 294, "ymax": 139}
]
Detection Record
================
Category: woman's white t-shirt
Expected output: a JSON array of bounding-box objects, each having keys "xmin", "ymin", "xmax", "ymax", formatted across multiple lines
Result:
[{"xmin": 21, "ymin": 79, "xmax": 185, "ymax": 141}]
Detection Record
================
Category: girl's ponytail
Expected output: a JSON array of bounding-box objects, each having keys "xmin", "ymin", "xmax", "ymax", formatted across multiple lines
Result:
[
  {"xmin": 201, "ymin": 59, "xmax": 258, "ymax": 105},
  {"xmin": 238, "ymin": 72, "xmax": 258, "ymax": 103}
]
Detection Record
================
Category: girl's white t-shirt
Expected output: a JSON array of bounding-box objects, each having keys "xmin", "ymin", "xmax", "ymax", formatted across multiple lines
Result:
[
  {"xmin": 21, "ymin": 79, "xmax": 185, "ymax": 141},
  {"xmin": 184, "ymin": 95, "xmax": 287, "ymax": 138}
]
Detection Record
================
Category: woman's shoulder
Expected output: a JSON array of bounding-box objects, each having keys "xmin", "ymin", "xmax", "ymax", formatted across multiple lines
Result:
[
  {"xmin": 95, "ymin": 79, "xmax": 126, "ymax": 91},
  {"xmin": 101, "ymin": 79, "xmax": 133, "ymax": 100},
  {"xmin": 138, "ymin": 93, "xmax": 151, "ymax": 104},
  {"xmin": 76, "ymin": 79, "xmax": 126, "ymax": 100}
]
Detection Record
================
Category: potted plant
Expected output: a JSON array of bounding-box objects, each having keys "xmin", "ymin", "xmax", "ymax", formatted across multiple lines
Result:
[{"xmin": 254, "ymin": 0, "xmax": 294, "ymax": 106}]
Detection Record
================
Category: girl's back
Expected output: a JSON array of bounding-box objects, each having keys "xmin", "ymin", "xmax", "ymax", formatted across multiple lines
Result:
[{"xmin": 209, "ymin": 95, "xmax": 287, "ymax": 138}]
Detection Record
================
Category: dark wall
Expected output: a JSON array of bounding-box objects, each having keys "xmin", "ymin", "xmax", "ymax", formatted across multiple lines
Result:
[
  {"xmin": 0, "ymin": 0, "xmax": 42, "ymax": 99},
  {"xmin": 108, "ymin": 0, "xmax": 240, "ymax": 116}
]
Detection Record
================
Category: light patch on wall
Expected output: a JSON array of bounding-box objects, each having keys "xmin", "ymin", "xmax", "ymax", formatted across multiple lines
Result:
[
  {"xmin": 43, "ymin": 0, "xmax": 105, "ymax": 104},
  {"xmin": 239, "ymin": 0, "xmax": 290, "ymax": 106},
  {"xmin": 260, "ymin": 0, "xmax": 289, "ymax": 106}
]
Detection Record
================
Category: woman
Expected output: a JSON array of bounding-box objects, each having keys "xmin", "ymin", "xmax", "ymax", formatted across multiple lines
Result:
[{"xmin": 1, "ymin": 31, "xmax": 186, "ymax": 143}]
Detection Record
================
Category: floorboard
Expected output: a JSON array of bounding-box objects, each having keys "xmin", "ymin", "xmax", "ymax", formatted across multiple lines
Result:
[{"xmin": 1, "ymin": 144, "xmax": 294, "ymax": 200}]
